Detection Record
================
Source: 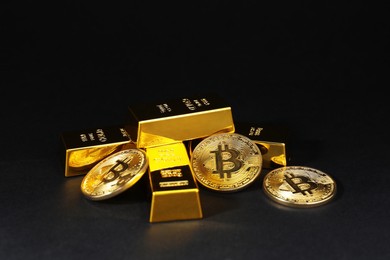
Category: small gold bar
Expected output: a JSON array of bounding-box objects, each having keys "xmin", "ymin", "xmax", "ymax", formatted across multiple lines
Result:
[
  {"xmin": 126, "ymin": 94, "xmax": 235, "ymax": 148},
  {"xmin": 234, "ymin": 123, "xmax": 290, "ymax": 169},
  {"xmin": 61, "ymin": 126, "xmax": 134, "ymax": 177},
  {"xmin": 146, "ymin": 142, "xmax": 203, "ymax": 223}
]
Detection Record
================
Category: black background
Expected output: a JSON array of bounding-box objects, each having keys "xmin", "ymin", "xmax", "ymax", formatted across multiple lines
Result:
[{"xmin": 1, "ymin": 1, "xmax": 389, "ymax": 260}]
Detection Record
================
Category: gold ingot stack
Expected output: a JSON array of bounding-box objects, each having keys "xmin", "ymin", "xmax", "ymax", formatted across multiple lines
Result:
[
  {"xmin": 60, "ymin": 94, "xmax": 292, "ymax": 222},
  {"xmin": 126, "ymin": 94, "xmax": 235, "ymax": 222}
]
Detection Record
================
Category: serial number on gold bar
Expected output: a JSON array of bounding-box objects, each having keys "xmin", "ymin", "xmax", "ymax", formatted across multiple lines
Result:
[
  {"xmin": 160, "ymin": 169, "xmax": 183, "ymax": 178},
  {"xmin": 159, "ymin": 180, "xmax": 189, "ymax": 188}
]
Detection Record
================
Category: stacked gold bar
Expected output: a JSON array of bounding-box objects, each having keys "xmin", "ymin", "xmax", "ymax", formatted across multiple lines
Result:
[
  {"xmin": 234, "ymin": 123, "xmax": 289, "ymax": 169},
  {"xmin": 127, "ymin": 94, "xmax": 235, "ymax": 222},
  {"xmin": 147, "ymin": 142, "xmax": 202, "ymax": 222},
  {"xmin": 61, "ymin": 126, "xmax": 133, "ymax": 177},
  {"xmin": 59, "ymin": 94, "xmax": 293, "ymax": 222},
  {"xmin": 126, "ymin": 94, "xmax": 235, "ymax": 148}
]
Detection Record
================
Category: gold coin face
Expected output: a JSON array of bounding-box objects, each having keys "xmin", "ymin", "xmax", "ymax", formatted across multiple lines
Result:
[
  {"xmin": 81, "ymin": 149, "xmax": 148, "ymax": 200},
  {"xmin": 263, "ymin": 166, "xmax": 337, "ymax": 208},
  {"xmin": 69, "ymin": 145, "xmax": 121, "ymax": 170},
  {"xmin": 191, "ymin": 133, "xmax": 263, "ymax": 192}
]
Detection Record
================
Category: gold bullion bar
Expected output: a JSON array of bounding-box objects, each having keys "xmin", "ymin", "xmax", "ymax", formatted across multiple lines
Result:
[
  {"xmin": 61, "ymin": 126, "xmax": 135, "ymax": 177},
  {"xmin": 146, "ymin": 142, "xmax": 203, "ymax": 223},
  {"xmin": 234, "ymin": 122, "xmax": 290, "ymax": 169},
  {"xmin": 126, "ymin": 93, "xmax": 235, "ymax": 148}
]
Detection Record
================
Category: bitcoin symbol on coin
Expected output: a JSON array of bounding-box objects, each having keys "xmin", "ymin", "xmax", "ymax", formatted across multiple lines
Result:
[
  {"xmin": 211, "ymin": 144, "xmax": 242, "ymax": 178},
  {"xmin": 103, "ymin": 159, "xmax": 129, "ymax": 183},
  {"xmin": 262, "ymin": 166, "xmax": 337, "ymax": 208},
  {"xmin": 81, "ymin": 149, "xmax": 148, "ymax": 200},
  {"xmin": 191, "ymin": 133, "xmax": 262, "ymax": 192},
  {"xmin": 285, "ymin": 173, "xmax": 318, "ymax": 195}
]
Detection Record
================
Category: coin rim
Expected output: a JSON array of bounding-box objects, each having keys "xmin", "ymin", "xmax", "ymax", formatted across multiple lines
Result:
[
  {"xmin": 262, "ymin": 166, "xmax": 337, "ymax": 208},
  {"xmin": 80, "ymin": 148, "xmax": 148, "ymax": 201},
  {"xmin": 190, "ymin": 132, "xmax": 263, "ymax": 192}
]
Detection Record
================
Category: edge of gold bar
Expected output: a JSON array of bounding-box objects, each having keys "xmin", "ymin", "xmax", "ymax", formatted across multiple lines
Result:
[
  {"xmin": 126, "ymin": 93, "xmax": 235, "ymax": 148},
  {"xmin": 146, "ymin": 142, "xmax": 203, "ymax": 223},
  {"xmin": 61, "ymin": 126, "xmax": 134, "ymax": 177},
  {"xmin": 234, "ymin": 122, "xmax": 290, "ymax": 169}
]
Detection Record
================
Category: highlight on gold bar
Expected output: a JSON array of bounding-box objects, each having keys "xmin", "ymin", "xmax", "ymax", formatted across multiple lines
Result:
[
  {"xmin": 126, "ymin": 93, "xmax": 235, "ymax": 149},
  {"xmin": 61, "ymin": 126, "xmax": 134, "ymax": 177},
  {"xmin": 146, "ymin": 142, "xmax": 203, "ymax": 223}
]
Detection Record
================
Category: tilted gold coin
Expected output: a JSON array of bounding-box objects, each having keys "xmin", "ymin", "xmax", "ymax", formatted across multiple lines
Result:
[
  {"xmin": 190, "ymin": 133, "xmax": 263, "ymax": 192},
  {"xmin": 81, "ymin": 149, "xmax": 148, "ymax": 200},
  {"xmin": 263, "ymin": 166, "xmax": 337, "ymax": 208},
  {"xmin": 69, "ymin": 145, "xmax": 121, "ymax": 170}
]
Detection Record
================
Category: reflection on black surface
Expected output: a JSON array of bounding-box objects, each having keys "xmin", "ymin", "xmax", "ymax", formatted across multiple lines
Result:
[{"xmin": 59, "ymin": 173, "xmax": 150, "ymax": 220}]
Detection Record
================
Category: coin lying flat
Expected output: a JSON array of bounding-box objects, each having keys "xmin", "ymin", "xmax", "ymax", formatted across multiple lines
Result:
[
  {"xmin": 263, "ymin": 166, "xmax": 337, "ymax": 208},
  {"xmin": 190, "ymin": 133, "xmax": 263, "ymax": 192},
  {"xmin": 69, "ymin": 145, "xmax": 121, "ymax": 171},
  {"xmin": 81, "ymin": 149, "xmax": 148, "ymax": 200}
]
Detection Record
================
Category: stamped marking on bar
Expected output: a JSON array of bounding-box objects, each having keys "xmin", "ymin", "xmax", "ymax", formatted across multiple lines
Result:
[
  {"xmin": 159, "ymin": 180, "xmax": 189, "ymax": 188},
  {"xmin": 160, "ymin": 169, "xmax": 183, "ymax": 178}
]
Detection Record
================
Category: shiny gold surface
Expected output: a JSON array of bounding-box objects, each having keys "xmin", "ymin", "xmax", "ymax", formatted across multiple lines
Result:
[
  {"xmin": 254, "ymin": 141, "xmax": 287, "ymax": 169},
  {"xmin": 148, "ymin": 142, "xmax": 190, "ymax": 171},
  {"xmin": 127, "ymin": 95, "xmax": 235, "ymax": 148},
  {"xmin": 191, "ymin": 133, "xmax": 263, "ymax": 192},
  {"xmin": 270, "ymin": 153, "xmax": 287, "ymax": 168},
  {"xmin": 61, "ymin": 126, "xmax": 132, "ymax": 177},
  {"xmin": 263, "ymin": 166, "xmax": 337, "ymax": 208},
  {"xmin": 68, "ymin": 145, "xmax": 121, "ymax": 170},
  {"xmin": 146, "ymin": 142, "xmax": 203, "ymax": 222},
  {"xmin": 136, "ymin": 108, "xmax": 234, "ymax": 148},
  {"xmin": 81, "ymin": 149, "xmax": 148, "ymax": 201}
]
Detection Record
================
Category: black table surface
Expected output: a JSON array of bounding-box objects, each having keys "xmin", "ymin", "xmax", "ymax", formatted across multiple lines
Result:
[{"xmin": 1, "ymin": 2, "xmax": 389, "ymax": 260}]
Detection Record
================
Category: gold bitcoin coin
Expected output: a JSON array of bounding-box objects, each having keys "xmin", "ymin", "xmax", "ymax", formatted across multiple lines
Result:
[
  {"xmin": 190, "ymin": 133, "xmax": 263, "ymax": 192},
  {"xmin": 263, "ymin": 166, "xmax": 337, "ymax": 208},
  {"xmin": 81, "ymin": 149, "xmax": 148, "ymax": 200},
  {"xmin": 69, "ymin": 145, "xmax": 121, "ymax": 171}
]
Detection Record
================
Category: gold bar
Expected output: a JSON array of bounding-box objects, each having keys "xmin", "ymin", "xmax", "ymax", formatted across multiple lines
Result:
[
  {"xmin": 126, "ymin": 94, "xmax": 235, "ymax": 148},
  {"xmin": 61, "ymin": 126, "xmax": 134, "ymax": 177},
  {"xmin": 234, "ymin": 123, "xmax": 290, "ymax": 169},
  {"xmin": 146, "ymin": 142, "xmax": 203, "ymax": 223}
]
